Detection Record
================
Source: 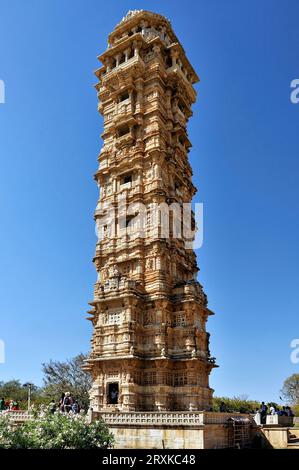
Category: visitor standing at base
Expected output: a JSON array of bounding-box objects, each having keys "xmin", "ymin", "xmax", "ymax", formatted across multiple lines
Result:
[{"xmin": 260, "ymin": 402, "xmax": 268, "ymax": 424}]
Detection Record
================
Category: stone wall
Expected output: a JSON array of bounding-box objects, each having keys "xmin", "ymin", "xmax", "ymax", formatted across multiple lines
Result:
[
  {"xmin": 94, "ymin": 411, "xmax": 254, "ymax": 449},
  {"xmin": 260, "ymin": 428, "xmax": 289, "ymax": 448},
  {"xmin": 111, "ymin": 426, "xmax": 205, "ymax": 449},
  {"xmin": 108, "ymin": 423, "xmax": 255, "ymax": 449}
]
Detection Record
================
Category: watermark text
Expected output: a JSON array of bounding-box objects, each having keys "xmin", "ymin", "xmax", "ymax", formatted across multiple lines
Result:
[
  {"xmin": 290, "ymin": 338, "xmax": 299, "ymax": 364},
  {"xmin": 290, "ymin": 79, "xmax": 299, "ymax": 104}
]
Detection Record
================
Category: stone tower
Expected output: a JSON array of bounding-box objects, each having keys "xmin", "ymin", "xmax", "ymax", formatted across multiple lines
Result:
[{"xmin": 85, "ymin": 10, "xmax": 217, "ymax": 412}]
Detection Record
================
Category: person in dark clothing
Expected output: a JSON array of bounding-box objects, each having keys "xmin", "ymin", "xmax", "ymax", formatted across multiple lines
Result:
[
  {"xmin": 71, "ymin": 401, "xmax": 80, "ymax": 414},
  {"xmin": 59, "ymin": 393, "xmax": 65, "ymax": 412},
  {"xmin": 219, "ymin": 401, "xmax": 227, "ymax": 412},
  {"xmin": 63, "ymin": 392, "xmax": 74, "ymax": 413},
  {"xmin": 49, "ymin": 399, "xmax": 56, "ymax": 414},
  {"xmin": 110, "ymin": 387, "xmax": 118, "ymax": 405},
  {"xmin": 260, "ymin": 402, "xmax": 268, "ymax": 424},
  {"xmin": 286, "ymin": 406, "xmax": 294, "ymax": 417}
]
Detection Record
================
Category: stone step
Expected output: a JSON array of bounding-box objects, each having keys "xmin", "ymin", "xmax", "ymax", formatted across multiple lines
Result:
[
  {"xmin": 287, "ymin": 443, "xmax": 299, "ymax": 449},
  {"xmin": 287, "ymin": 436, "xmax": 299, "ymax": 449}
]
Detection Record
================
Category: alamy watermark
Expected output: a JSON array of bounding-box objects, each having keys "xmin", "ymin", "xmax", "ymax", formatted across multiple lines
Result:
[
  {"xmin": 290, "ymin": 79, "xmax": 299, "ymax": 104},
  {"xmin": 95, "ymin": 193, "xmax": 204, "ymax": 250},
  {"xmin": 290, "ymin": 338, "xmax": 299, "ymax": 364},
  {"xmin": 0, "ymin": 80, "xmax": 5, "ymax": 104}
]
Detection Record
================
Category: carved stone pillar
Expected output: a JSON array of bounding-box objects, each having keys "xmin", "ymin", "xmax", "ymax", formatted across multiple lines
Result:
[
  {"xmin": 140, "ymin": 20, "xmax": 148, "ymax": 35},
  {"xmin": 133, "ymin": 40, "xmax": 142, "ymax": 57},
  {"xmin": 170, "ymin": 49, "xmax": 179, "ymax": 67},
  {"xmin": 115, "ymin": 53, "xmax": 121, "ymax": 67},
  {"xmin": 135, "ymin": 78, "xmax": 144, "ymax": 115},
  {"xmin": 124, "ymin": 48, "xmax": 130, "ymax": 61}
]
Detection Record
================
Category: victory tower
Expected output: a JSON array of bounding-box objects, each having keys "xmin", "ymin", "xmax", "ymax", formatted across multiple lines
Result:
[{"xmin": 85, "ymin": 10, "xmax": 217, "ymax": 412}]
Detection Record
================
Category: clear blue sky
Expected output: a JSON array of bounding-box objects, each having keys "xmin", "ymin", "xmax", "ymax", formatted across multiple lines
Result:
[{"xmin": 0, "ymin": 0, "xmax": 298, "ymax": 404}]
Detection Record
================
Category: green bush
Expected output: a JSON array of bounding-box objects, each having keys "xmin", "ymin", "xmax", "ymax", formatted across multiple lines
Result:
[
  {"xmin": 0, "ymin": 407, "xmax": 114, "ymax": 449},
  {"xmin": 213, "ymin": 396, "xmax": 260, "ymax": 413},
  {"xmin": 293, "ymin": 404, "xmax": 299, "ymax": 417}
]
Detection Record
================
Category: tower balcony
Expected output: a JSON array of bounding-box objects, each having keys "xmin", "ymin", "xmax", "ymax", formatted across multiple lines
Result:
[
  {"xmin": 173, "ymin": 108, "xmax": 187, "ymax": 128},
  {"xmin": 113, "ymin": 102, "xmax": 134, "ymax": 124},
  {"xmin": 94, "ymin": 276, "xmax": 144, "ymax": 300},
  {"xmin": 171, "ymin": 281, "xmax": 208, "ymax": 306},
  {"xmin": 100, "ymin": 53, "xmax": 145, "ymax": 84},
  {"xmin": 167, "ymin": 63, "xmax": 195, "ymax": 87},
  {"xmin": 115, "ymin": 131, "xmax": 135, "ymax": 149}
]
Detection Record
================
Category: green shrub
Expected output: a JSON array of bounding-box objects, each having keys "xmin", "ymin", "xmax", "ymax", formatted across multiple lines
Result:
[
  {"xmin": 213, "ymin": 396, "xmax": 260, "ymax": 413},
  {"xmin": 0, "ymin": 407, "xmax": 114, "ymax": 449}
]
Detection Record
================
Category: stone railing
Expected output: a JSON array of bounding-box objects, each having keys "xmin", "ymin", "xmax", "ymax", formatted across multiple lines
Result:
[
  {"xmin": 95, "ymin": 277, "xmax": 144, "ymax": 299},
  {"xmin": 5, "ymin": 409, "xmax": 256, "ymax": 428},
  {"xmin": 93, "ymin": 411, "xmax": 255, "ymax": 427},
  {"xmin": 268, "ymin": 415, "xmax": 294, "ymax": 426},
  {"xmin": 253, "ymin": 413, "xmax": 294, "ymax": 427},
  {"xmin": 103, "ymin": 55, "xmax": 145, "ymax": 80},
  {"xmin": 204, "ymin": 412, "xmax": 253, "ymax": 425},
  {"xmin": 5, "ymin": 410, "xmax": 31, "ymax": 422},
  {"xmin": 95, "ymin": 411, "xmax": 205, "ymax": 426},
  {"xmin": 115, "ymin": 103, "xmax": 133, "ymax": 120}
]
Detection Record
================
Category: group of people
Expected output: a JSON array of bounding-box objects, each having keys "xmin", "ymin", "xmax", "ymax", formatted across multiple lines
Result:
[
  {"xmin": 257, "ymin": 402, "xmax": 295, "ymax": 424},
  {"xmin": 0, "ymin": 398, "xmax": 19, "ymax": 411},
  {"xmin": 219, "ymin": 400, "xmax": 295, "ymax": 424},
  {"xmin": 48, "ymin": 392, "xmax": 81, "ymax": 414},
  {"xmin": 1, "ymin": 393, "xmax": 81, "ymax": 414}
]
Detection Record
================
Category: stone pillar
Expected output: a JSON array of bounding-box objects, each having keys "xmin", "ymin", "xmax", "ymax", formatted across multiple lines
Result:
[
  {"xmin": 170, "ymin": 49, "xmax": 179, "ymax": 67},
  {"xmin": 133, "ymin": 40, "xmax": 142, "ymax": 57},
  {"xmin": 140, "ymin": 20, "xmax": 148, "ymax": 36},
  {"xmin": 153, "ymin": 44, "xmax": 161, "ymax": 59},
  {"xmin": 124, "ymin": 48, "xmax": 130, "ymax": 61},
  {"xmin": 115, "ymin": 53, "xmax": 121, "ymax": 67},
  {"xmin": 166, "ymin": 88, "xmax": 173, "ymax": 119},
  {"xmin": 135, "ymin": 78, "xmax": 144, "ymax": 115}
]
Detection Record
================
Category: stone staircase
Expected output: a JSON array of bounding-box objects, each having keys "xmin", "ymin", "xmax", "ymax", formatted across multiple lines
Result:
[{"xmin": 288, "ymin": 430, "xmax": 299, "ymax": 449}]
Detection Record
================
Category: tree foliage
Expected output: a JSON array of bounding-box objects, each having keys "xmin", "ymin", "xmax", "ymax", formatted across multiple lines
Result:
[
  {"xmin": 0, "ymin": 355, "xmax": 92, "ymax": 410},
  {"xmin": 213, "ymin": 395, "xmax": 260, "ymax": 413},
  {"xmin": 42, "ymin": 353, "xmax": 92, "ymax": 410},
  {"xmin": 0, "ymin": 380, "xmax": 44, "ymax": 408},
  {"xmin": 281, "ymin": 374, "xmax": 299, "ymax": 404}
]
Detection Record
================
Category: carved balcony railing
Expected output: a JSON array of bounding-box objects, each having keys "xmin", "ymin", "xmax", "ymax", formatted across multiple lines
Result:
[
  {"xmin": 102, "ymin": 55, "xmax": 145, "ymax": 82},
  {"xmin": 114, "ymin": 102, "xmax": 134, "ymax": 124},
  {"xmin": 95, "ymin": 411, "xmax": 205, "ymax": 426},
  {"xmin": 94, "ymin": 277, "xmax": 144, "ymax": 300},
  {"xmin": 5, "ymin": 410, "xmax": 32, "ymax": 422},
  {"xmin": 93, "ymin": 411, "xmax": 254, "ymax": 427},
  {"xmin": 204, "ymin": 412, "xmax": 252, "ymax": 425}
]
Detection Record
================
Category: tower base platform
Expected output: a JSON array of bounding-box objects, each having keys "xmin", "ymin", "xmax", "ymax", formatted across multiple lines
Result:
[{"xmin": 91, "ymin": 411, "xmax": 256, "ymax": 449}]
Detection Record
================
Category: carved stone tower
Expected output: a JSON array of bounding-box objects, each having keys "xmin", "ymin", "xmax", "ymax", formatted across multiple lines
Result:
[{"xmin": 85, "ymin": 10, "xmax": 217, "ymax": 412}]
